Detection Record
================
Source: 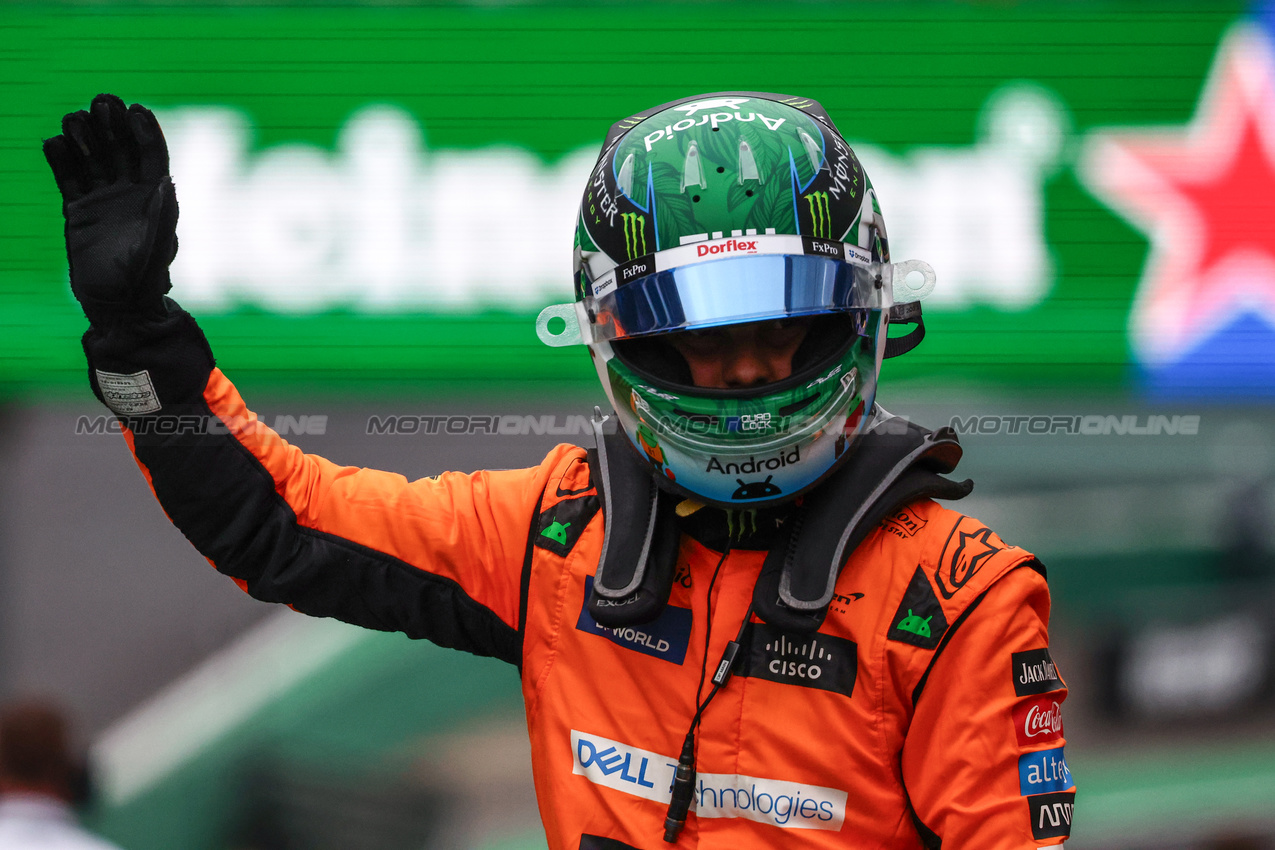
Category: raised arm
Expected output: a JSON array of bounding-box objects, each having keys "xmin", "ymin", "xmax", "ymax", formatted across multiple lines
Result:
[{"xmin": 44, "ymin": 94, "xmax": 575, "ymax": 664}]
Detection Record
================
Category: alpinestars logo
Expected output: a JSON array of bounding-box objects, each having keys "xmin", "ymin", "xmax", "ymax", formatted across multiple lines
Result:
[
  {"xmin": 95, "ymin": 370, "xmax": 162, "ymax": 416},
  {"xmin": 737, "ymin": 622, "xmax": 858, "ymax": 697},
  {"xmin": 805, "ymin": 364, "xmax": 844, "ymax": 390},
  {"xmin": 935, "ymin": 518, "xmax": 1003, "ymax": 599}
]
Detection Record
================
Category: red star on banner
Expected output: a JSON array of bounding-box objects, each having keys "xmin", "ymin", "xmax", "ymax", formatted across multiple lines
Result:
[{"xmin": 1080, "ymin": 25, "xmax": 1275, "ymax": 366}]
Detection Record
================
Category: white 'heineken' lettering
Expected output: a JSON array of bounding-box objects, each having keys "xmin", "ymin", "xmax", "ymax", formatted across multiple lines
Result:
[
  {"xmin": 161, "ymin": 104, "xmax": 593, "ymax": 312},
  {"xmin": 154, "ymin": 85, "xmax": 1064, "ymax": 315},
  {"xmin": 854, "ymin": 82, "xmax": 1067, "ymax": 309}
]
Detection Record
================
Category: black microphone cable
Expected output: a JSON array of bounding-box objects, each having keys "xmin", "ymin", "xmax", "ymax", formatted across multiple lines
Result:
[{"xmin": 663, "ymin": 544, "xmax": 755, "ymax": 843}]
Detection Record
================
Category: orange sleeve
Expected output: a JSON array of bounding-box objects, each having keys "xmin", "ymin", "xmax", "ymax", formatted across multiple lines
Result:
[
  {"xmin": 901, "ymin": 565, "xmax": 1074, "ymax": 848},
  {"xmin": 124, "ymin": 366, "xmax": 582, "ymax": 663}
]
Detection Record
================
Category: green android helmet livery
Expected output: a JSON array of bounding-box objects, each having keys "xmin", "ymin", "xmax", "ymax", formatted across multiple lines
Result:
[{"xmin": 537, "ymin": 92, "xmax": 935, "ymax": 508}]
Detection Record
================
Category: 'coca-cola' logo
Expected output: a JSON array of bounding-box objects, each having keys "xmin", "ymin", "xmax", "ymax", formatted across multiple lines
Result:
[{"xmin": 1013, "ymin": 695, "xmax": 1065, "ymax": 747}]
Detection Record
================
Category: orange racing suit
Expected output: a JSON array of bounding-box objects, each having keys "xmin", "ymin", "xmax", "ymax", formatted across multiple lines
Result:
[{"xmin": 85, "ymin": 313, "xmax": 1074, "ymax": 849}]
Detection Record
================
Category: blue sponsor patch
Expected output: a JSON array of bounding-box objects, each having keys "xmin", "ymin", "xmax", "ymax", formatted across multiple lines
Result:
[
  {"xmin": 1018, "ymin": 746, "xmax": 1074, "ymax": 796},
  {"xmin": 576, "ymin": 576, "xmax": 692, "ymax": 664}
]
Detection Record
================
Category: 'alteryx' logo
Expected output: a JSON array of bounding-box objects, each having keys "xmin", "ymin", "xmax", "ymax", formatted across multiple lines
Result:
[
  {"xmin": 576, "ymin": 576, "xmax": 692, "ymax": 664},
  {"xmin": 1018, "ymin": 746, "xmax": 1074, "ymax": 796}
]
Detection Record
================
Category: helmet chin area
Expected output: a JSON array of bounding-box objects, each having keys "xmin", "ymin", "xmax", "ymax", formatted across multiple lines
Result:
[{"xmin": 589, "ymin": 310, "xmax": 884, "ymax": 509}]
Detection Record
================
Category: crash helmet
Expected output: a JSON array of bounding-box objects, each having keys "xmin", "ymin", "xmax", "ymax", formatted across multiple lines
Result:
[{"xmin": 537, "ymin": 92, "xmax": 934, "ymax": 509}]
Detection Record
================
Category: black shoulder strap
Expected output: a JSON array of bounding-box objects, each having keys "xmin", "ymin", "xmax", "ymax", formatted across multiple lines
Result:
[
  {"xmin": 751, "ymin": 417, "xmax": 972, "ymax": 632},
  {"xmin": 584, "ymin": 409, "xmax": 681, "ymax": 627},
  {"xmin": 582, "ymin": 408, "xmax": 973, "ymax": 633}
]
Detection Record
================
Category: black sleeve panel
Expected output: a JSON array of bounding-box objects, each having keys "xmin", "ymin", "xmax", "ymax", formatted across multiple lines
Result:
[
  {"xmin": 83, "ymin": 306, "xmax": 522, "ymax": 665},
  {"xmin": 142, "ymin": 424, "xmax": 520, "ymax": 662}
]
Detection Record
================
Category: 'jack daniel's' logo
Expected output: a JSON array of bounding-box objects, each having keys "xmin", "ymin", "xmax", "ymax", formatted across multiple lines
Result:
[{"xmin": 1012, "ymin": 648, "xmax": 1064, "ymax": 697}]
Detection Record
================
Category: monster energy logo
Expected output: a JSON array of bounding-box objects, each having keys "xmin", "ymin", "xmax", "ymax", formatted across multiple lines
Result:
[
  {"xmin": 622, "ymin": 213, "xmax": 647, "ymax": 259},
  {"xmin": 804, "ymin": 191, "xmax": 831, "ymax": 239}
]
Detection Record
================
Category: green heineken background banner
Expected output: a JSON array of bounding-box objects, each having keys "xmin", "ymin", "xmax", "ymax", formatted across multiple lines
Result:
[{"xmin": 3, "ymin": 1, "xmax": 1271, "ymax": 399}]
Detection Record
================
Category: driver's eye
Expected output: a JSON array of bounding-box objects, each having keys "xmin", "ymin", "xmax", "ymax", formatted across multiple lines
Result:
[
  {"xmin": 676, "ymin": 328, "xmax": 729, "ymax": 351},
  {"xmin": 759, "ymin": 318, "xmax": 811, "ymax": 346}
]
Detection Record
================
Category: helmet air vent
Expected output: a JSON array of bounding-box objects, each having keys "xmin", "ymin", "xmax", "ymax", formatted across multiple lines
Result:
[
  {"xmin": 799, "ymin": 130, "xmax": 823, "ymax": 173},
  {"xmin": 738, "ymin": 139, "xmax": 762, "ymax": 184},
  {"xmin": 617, "ymin": 153, "xmax": 636, "ymax": 199},
  {"xmin": 680, "ymin": 140, "xmax": 706, "ymax": 193}
]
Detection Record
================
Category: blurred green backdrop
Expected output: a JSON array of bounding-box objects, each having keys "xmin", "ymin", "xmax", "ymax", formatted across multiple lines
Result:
[
  {"xmin": 0, "ymin": 1, "xmax": 1250, "ymax": 399},
  {"xmin": 6, "ymin": 4, "xmax": 1275, "ymax": 849}
]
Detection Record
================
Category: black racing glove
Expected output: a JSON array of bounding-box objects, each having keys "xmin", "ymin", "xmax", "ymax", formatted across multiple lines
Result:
[
  {"xmin": 44, "ymin": 94, "xmax": 214, "ymax": 416},
  {"xmin": 43, "ymin": 93, "xmax": 178, "ymax": 328}
]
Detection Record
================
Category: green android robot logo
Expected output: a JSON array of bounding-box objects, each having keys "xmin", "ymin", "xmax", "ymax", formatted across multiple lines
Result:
[
  {"xmin": 896, "ymin": 609, "xmax": 933, "ymax": 638},
  {"xmin": 541, "ymin": 519, "xmax": 571, "ymax": 545}
]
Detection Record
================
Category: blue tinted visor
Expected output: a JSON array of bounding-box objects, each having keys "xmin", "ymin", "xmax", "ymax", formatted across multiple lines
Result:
[{"xmin": 585, "ymin": 254, "xmax": 888, "ymax": 343}]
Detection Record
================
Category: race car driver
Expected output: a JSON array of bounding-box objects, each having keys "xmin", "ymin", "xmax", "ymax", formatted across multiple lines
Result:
[{"xmin": 44, "ymin": 91, "xmax": 1075, "ymax": 849}]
